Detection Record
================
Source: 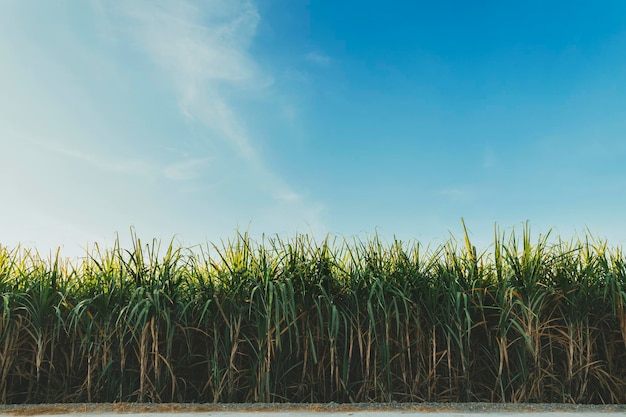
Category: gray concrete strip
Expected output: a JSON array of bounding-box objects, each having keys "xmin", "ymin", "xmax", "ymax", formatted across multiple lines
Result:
[
  {"xmin": 1, "ymin": 404, "xmax": 625, "ymax": 416},
  {"xmin": 2, "ymin": 413, "xmax": 626, "ymax": 417}
]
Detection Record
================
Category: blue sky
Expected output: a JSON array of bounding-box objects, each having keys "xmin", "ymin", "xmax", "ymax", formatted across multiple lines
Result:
[{"xmin": 2, "ymin": 0, "xmax": 626, "ymax": 258}]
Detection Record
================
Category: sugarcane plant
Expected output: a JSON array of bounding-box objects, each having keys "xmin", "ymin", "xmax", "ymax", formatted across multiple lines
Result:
[{"xmin": 0, "ymin": 223, "xmax": 624, "ymax": 404}]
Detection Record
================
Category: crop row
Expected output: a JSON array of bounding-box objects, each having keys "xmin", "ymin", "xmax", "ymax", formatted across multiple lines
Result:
[{"xmin": 0, "ymin": 224, "xmax": 625, "ymax": 403}]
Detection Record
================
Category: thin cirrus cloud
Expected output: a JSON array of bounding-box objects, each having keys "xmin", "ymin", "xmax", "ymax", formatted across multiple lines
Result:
[
  {"xmin": 439, "ymin": 187, "xmax": 474, "ymax": 204},
  {"xmin": 110, "ymin": 1, "xmax": 325, "ymax": 218},
  {"xmin": 113, "ymin": 1, "xmax": 266, "ymax": 160},
  {"xmin": 164, "ymin": 158, "xmax": 211, "ymax": 181},
  {"xmin": 305, "ymin": 52, "xmax": 332, "ymax": 67},
  {"xmin": 0, "ymin": 0, "xmax": 326, "ymax": 256}
]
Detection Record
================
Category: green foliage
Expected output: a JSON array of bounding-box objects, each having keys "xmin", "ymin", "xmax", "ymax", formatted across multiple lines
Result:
[{"xmin": 0, "ymin": 224, "xmax": 625, "ymax": 403}]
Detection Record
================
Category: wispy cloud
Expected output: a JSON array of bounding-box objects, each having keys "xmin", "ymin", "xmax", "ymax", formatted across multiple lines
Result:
[
  {"xmin": 114, "ymin": 0, "xmax": 268, "ymax": 160},
  {"xmin": 164, "ymin": 157, "xmax": 210, "ymax": 181},
  {"xmin": 305, "ymin": 52, "xmax": 331, "ymax": 67},
  {"xmin": 0, "ymin": 0, "xmax": 327, "ymax": 256},
  {"xmin": 32, "ymin": 137, "xmax": 157, "ymax": 177},
  {"xmin": 439, "ymin": 187, "xmax": 474, "ymax": 202},
  {"xmin": 108, "ymin": 0, "xmax": 327, "ymax": 232}
]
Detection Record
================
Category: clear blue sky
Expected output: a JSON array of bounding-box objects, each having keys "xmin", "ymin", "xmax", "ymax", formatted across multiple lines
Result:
[{"xmin": 2, "ymin": 0, "xmax": 626, "ymax": 257}]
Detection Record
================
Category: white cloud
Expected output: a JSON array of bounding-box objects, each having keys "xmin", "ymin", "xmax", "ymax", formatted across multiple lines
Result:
[
  {"xmin": 0, "ymin": 0, "xmax": 327, "ymax": 257},
  {"xmin": 305, "ymin": 52, "xmax": 331, "ymax": 67},
  {"xmin": 164, "ymin": 157, "xmax": 210, "ymax": 181},
  {"xmin": 115, "ymin": 0, "xmax": 267, "ymax": 161},
  {"xmin": 110, "ymin": 0, "xmax": 327, "ymax": 232},
  {"xmin": 275, "ymin": 189, "xmax": 300, "ymax": 202},
  {"xmin": 440, "ymin": 187, "xmax": 472, "ymax": 201},
  {"xmin": 11, "ymin": 130, "xmax": 160, "ymax": 181}
]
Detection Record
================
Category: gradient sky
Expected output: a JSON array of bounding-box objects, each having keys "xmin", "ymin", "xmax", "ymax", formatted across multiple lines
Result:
[{"xmin": 2, "ymin": 0, "xmax": 626, "ymax": 258}]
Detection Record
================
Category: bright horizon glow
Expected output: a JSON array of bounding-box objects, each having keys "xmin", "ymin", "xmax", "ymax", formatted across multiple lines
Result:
[{"xmin": 2, "ymin": 1, "xmax": 626, "ymax": 259}]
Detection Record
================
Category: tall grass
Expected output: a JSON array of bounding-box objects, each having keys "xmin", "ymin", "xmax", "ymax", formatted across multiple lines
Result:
[{"xmin": 0, "ymin": 225, "xmax": 625, "ymax": 404}]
